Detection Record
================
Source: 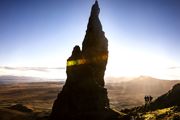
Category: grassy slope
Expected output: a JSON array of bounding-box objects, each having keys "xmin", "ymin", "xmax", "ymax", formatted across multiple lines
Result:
[{"xmin": 142, "ymin": 106, "xmax": 180, "ymax": 120}]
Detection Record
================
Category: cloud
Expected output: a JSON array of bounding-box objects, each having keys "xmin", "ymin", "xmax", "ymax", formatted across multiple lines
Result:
[
  {"xmin": 0, "ymin": 66, "xmax": 65, "ymax": 72},
  {"xmin": 168, "ymin": 66, "xmax": 180, "ymax": 70}
]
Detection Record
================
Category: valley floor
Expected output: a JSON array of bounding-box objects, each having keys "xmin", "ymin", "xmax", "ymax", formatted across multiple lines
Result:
[
  {"xmin": 0, "ymin": 82, "xmax": 179, "ymax": 120},
  {"xmin": 0, "ymin": 82, "xmax": 163, "ymax": 111}
]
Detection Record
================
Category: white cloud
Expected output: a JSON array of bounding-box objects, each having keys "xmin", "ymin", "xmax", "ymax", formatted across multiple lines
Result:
[{"xmin": 0, "ymin": 66, "xmax": 66, "ymax": 79}]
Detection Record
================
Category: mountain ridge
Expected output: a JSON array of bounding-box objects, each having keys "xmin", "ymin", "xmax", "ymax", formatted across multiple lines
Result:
[{"xmin": 0, "ymin": 75, "xmax": 64, "ymax": 84}]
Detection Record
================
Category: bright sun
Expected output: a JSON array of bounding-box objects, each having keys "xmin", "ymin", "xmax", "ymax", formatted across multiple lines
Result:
[{"xmin": 105, "ymin": 42, "xmax": 177, "ymax": 80}]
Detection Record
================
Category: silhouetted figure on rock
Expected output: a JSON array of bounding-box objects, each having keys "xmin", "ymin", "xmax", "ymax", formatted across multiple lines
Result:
[
  {"xmin": 144, "ymin": 96, "xmax": 148, "ymax": 104},
  {"xmin": 144, "ymin": 95, "xmax": 153, "ymax": 111},
  {"xmin": 149, "ymin": 96, "xmax": 153, "ymax": 103},
  {"xmin": 144, "ymin": 95, "xmax": 153, "ymax": 105},
  {"xmin": 50, "ymin": 1, "xmax": 119, "ymax": 120}
]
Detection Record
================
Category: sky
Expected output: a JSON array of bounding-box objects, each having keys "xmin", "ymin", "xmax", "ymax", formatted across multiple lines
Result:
[{"xmin": 0, "ymin": 0, "xmax": 180, "ymax": 80}]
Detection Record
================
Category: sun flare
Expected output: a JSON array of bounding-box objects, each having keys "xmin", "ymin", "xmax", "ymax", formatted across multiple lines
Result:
[{"xmin": 106, "ymin": 42, "xmax": 177, "ymax": 80}]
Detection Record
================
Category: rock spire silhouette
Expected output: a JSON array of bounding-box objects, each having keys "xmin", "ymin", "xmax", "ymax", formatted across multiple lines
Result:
[
  {"xmin": 50, "ymin": 1, "xmax": 119, "ymax": 120},
  {"xmin": 82, "ymin": 0, "xmax": 108, "ymax": 87}
]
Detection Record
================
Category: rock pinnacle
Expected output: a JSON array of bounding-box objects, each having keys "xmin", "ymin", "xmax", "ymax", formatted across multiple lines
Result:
[{"xmin": 49, "ymin": 1, "xmax": 119, "ymax": 120}]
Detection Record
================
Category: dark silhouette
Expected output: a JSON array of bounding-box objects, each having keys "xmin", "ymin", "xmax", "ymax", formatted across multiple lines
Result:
[
  {"xmin": 149, "ymin": 96, "xmax": 153, "ymax": 103},
  {"xmin": 150, "ymin": 83, "xmax": 180, "ymax": 110},
  {"xmin": 144, "ymin": 95, "xmax": 153, "ymax": 104},
  {"xmin": 144, "ymin": 96, "xmax": 148, "ymax": 104},
  {"xmin": 49, "ymin": 1, "xmax": 119, "ymax": 120},
  {"xmin": 144, "ymin": 95, "xmax": 153, "ymax": 111},
  {"xmin": 7, "ymin": 104, "xmax": 33, "ymax": 113}
]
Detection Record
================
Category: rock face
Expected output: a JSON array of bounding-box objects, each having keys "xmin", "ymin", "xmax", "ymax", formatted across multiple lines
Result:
[
  {"xmin": 82, "ymin": 0, "xmax": 108, "ymax": 87},
  {"xmin": 50, "ymin": 1, "xmax": 119, "ymax": 120},
  {"xmin": 150, "ymin": 83, "xmax": 180, "ymax": 110}
]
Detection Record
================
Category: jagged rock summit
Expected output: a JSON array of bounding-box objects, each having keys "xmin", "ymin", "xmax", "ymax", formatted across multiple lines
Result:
[{"xmin": 50, "ymin": 1, "xmax": 120, "ymax": 120}]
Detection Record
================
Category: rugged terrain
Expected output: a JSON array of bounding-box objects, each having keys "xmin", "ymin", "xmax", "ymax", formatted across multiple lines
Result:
[{"xmin": 0, "ymin": 77, "xmax": 179, "ymax": 120}]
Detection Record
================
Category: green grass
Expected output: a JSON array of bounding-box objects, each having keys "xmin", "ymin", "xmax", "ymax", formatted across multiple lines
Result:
[{"xmin": 142, "ymin": 107, "xmax": 180, "ymax": 120}]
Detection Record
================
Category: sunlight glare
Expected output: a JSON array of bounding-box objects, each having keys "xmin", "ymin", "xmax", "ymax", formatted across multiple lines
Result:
[{"xmin": 106, "ymin": 42, "xmax": 177, "ymax": 79}]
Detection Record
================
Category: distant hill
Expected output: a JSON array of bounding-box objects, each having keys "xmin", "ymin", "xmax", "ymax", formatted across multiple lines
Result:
[
  {"xmin": 106, "ymin": 76, "xmax": 179, "ymax": 109},
  {"xmin": 0, "ymin": 75, "xmax": 53, "ymax": 84},
  {"xmin": 106, "ymin": 76, "xmax": 179, "ymax": 96}
]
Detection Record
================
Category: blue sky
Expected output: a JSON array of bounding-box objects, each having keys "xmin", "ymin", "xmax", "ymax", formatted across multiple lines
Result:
[{"xmin": 0, "ymin": 0, "xmax": 180, "ymax": 80}]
